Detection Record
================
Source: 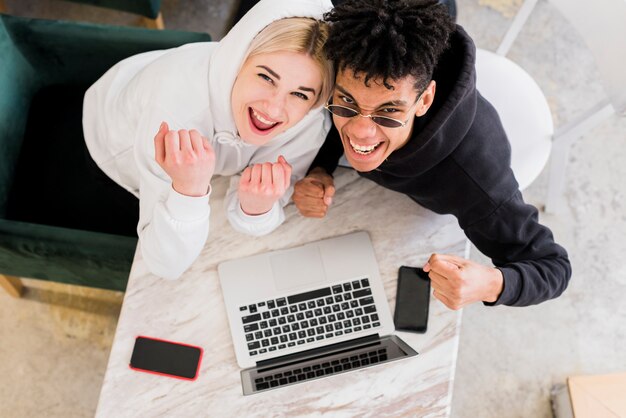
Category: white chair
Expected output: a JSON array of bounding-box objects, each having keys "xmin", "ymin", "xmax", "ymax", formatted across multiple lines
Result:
[
  {"xmin": 476, "ymin": 0, "xmax": 626, "ymax": 212},
  {"xmin": 475, "ymin": 48, "xmax": 553, "ymax": 192}
]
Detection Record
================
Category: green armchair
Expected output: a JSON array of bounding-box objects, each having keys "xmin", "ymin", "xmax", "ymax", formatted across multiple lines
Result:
[{"xmin": 0, "ymin": 13, "xmax": 211, "ymax": 295}]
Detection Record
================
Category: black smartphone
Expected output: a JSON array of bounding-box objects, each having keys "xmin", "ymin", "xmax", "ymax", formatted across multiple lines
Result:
[
  {"xmin": 394, "ymin": 266, "xmax": 431, "ymax": 333},
  {"xmin": 129, "ymin": 336, "xmax": 203, "ymax": 380}
]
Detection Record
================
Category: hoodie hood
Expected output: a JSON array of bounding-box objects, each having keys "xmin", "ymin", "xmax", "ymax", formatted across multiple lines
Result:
[
  {"xmin": 208, "ymin": 0, "xmax": 333, "ymax": 146},
  {"xmin": 376, "ymin": 25, "xmax": 478, "ymax": 178}
]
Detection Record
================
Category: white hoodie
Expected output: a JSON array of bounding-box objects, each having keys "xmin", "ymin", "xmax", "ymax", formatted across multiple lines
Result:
[{"xmin": 82, "ymin": 0, "xmax": 333, "ymax": 280}]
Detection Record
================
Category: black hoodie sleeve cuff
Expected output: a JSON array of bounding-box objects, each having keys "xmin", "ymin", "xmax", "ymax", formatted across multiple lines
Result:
[{"xmin": 483, "ymin": 266, "xmax": 521, "ymax": 306}]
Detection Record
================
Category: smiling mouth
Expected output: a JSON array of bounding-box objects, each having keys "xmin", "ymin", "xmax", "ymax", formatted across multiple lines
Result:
[
  {"xmin": 349, "ymin": 139, "xmax": 383, "ymax": 155},
  {"xmin": 249, "ymin": 108, "xmax": 280, "ymax": 132}
]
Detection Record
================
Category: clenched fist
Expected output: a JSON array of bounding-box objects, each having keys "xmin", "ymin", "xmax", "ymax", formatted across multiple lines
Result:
[
  {"xmin": 238, "ymin": 155, "xmax": 292, "ymax": 215},
  {"xmin": 423, "ymin": 254, "xmax": 504, "ymax": 310},
  {"xmin": 292, "ymin": 167, "xmax": 335, "ymax": 218},
  {"xmin": 154, "ymin": 122, "xmax": 216, "ymax": 197}
]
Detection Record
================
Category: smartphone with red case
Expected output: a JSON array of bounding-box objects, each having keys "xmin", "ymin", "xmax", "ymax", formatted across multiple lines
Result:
[{"xmin": 129, "ymin": 336, "xmax": 203, "ymax": 381}]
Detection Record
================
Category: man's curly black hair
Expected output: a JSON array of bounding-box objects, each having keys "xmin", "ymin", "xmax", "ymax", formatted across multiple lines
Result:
[{"xmin": 324, "ymin": 0, "xmax": 456, "ymax": 91}]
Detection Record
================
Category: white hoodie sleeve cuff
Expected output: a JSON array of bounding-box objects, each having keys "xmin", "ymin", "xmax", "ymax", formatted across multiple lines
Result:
[
  {"xmin": 165, "ymin": 185, "xmax": 211, "ymax": 222},
  {"xmin": 227, "ymin": 199, "xmax": 284, "ymax": 236}
]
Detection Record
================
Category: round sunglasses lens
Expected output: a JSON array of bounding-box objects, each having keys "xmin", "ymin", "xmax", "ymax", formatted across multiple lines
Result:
[
  {"xmin": 371, "ymin": 117, "xmax": 403, "ymax": 128},
  {"xmin": 327, "ymin": 105, "xmax": 358, "ymax": 118}
]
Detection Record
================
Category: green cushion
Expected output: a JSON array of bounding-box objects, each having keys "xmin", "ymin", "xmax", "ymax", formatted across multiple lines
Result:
[{"xmin": 0, "ymin": 14, "xmax": 211, "ymax": 290}]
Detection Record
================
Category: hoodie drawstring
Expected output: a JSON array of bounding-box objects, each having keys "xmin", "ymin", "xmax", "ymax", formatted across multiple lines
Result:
[{"xmin": 214, "ymin": 131, "xmax": 253, "ymax": 167}]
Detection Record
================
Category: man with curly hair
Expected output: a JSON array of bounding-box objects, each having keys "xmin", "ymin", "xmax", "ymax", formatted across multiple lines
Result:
[{"xmin": 293, "ymin": 0, "xmax": 571, "ymax": 310}]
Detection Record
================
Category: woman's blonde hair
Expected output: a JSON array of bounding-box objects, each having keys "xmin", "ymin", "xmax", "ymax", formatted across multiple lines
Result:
[{"xmin": 244, "ymin": 17, "xmax": 333, "ymax": 107}]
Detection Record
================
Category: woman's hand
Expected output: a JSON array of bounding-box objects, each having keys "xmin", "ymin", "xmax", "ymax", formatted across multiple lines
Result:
[
  {"xmin": 154, "ymin": 122, "xmax": 216, "ymax": 197},
  {"xmin": 238, "ymin": 156, "xmax": 292, "ymax": 215}
]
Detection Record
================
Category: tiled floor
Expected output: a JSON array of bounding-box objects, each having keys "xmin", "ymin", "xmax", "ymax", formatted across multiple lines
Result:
[{"xmin": 1, "ymin": 1, "xmax": 625, "ymax": 417}]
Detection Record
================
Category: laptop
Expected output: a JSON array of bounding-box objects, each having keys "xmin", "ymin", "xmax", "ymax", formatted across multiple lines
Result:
[{"xmin": 218, "ymin": 231, "xmax": 418, "ymax": 395}]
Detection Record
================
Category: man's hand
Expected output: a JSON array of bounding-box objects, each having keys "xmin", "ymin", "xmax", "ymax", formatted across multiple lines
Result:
[
  {"xmin": 238, "ymin": 155, "xmax": 292, "ymax": 216},
  {"xmin": 423, "ymin": 254, "xmax": 504, "ymax": 310},
  {"xmin": 154, "ymin": 122, "xmax": 216, "ymax": 197},
  {"xmin": 293, "ymin": 167, "xmax": 335, "ymax": 218}
]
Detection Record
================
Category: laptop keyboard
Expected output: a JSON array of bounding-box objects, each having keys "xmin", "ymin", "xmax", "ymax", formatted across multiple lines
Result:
[
  {"xmin": 253, "ymin": 347, "xmax": 388, "ymax": 391},
  {"xmin": 239, "ymin": 278, "xmax": 381, "ymax": 357}
]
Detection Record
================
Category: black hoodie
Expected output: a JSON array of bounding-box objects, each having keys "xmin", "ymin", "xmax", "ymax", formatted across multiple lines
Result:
[{"xmin": 310, "ymin": 26, "xmax": 571, "ymax": 307}]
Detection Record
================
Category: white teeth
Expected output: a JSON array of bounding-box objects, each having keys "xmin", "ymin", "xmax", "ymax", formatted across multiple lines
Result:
[
  {"xmin": 350, "ymin": 139, "xmax": 381, "ymax": 155},
  {"xmin": 252, "ymin": 108, "xmax": 277, "ymax": 126}
]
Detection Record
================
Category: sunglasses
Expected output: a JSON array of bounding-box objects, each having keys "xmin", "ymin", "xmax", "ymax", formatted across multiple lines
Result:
[{"xmin": 324, "ymin": 90, "xmax": 424, "ymax": 128}]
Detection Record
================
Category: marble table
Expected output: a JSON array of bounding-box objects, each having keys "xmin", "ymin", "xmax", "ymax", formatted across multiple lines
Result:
[{"xmin": 96, "ymin": 168, "xmax": 468, "ymax": 418}]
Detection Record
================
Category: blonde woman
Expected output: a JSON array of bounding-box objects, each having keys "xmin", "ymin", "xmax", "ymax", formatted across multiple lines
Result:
[{"xmin": 82, "ymin": 0, "xmax": 333, "ymax": 279}]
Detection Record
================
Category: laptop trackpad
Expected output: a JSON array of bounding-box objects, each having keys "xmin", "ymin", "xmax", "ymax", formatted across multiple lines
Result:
[{"xmin": 270, "ymin": 247, "xmax": 326, "ymax": 292}]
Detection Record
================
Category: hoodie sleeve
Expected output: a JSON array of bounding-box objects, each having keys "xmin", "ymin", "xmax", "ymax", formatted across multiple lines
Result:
[
  {"xmin": 225, "ymin": 112, "xmax": 331, "ymax": 235},
  {"xmin": 133, "ymin": 108, "xmax": 212, "ymax": 280},
  {"xmin": 225, "ymin": 175, "xmax": 284, "ymax": 236},
  {"xmin": 463, "ymin": 190, "xmax": 572, "ymax": 306},
  {"xmin": 459, "ymin": 96, "xmax": 571, "ymax": 306},
  {"xmin": 399, "ymin": 91, "xmax": 571, "ymax": 307}
]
